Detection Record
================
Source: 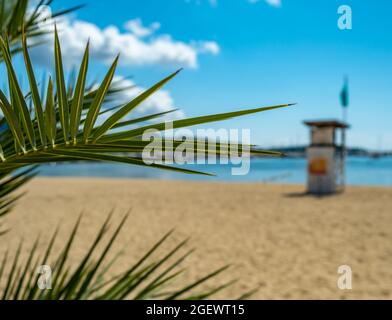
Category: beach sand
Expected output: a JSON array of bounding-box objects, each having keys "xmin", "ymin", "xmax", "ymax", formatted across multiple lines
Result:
[{"xmin": 2, "ymin": 177, "xmax": 392, "ymax": 299}]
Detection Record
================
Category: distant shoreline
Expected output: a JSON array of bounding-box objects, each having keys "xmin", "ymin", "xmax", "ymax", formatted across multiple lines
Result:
[{"xmin": 265, "ymin": 146, "xmax": 392, "ymax": 158}]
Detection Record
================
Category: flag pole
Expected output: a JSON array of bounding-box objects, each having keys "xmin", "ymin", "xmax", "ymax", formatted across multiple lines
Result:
[
  {"xmin": 342, "ymin": 101, "xmax": 348, "ymax": 123},
  {"xmin": 340, "ymin": 77, "xmax": 349, "ymax": 191},
  {"xmin": 341, "ymin": 112, "xmax": 346, "ymax": 191}
]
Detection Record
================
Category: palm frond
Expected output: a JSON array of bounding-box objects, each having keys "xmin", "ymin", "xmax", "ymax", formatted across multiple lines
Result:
[
  {"xmin": 0, "ymin": 167, "xmax": 36, "ymax": 233},
  {"xmin": 0, "ymin": 0, "xmax": 83, "ymax": 60},
  {"xmin": 0, "ymin": 214, "xmax": 232, "ymax": 300},
  {"xmin": 0, "ymin": 28, "xmax": 291, "ymax": 176}
]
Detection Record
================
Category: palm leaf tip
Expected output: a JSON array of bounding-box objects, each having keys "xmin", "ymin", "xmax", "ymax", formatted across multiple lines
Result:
[
  {"xmin": 0, "ymin": 35, "xmax": 36, "ymax": 150},
  {"xmin": 22, "ymin": 26, "xmax": 47, "ymax": 147},
  {"xmin": 91, "ymin": 68, "xmax": 182, "ymax": 143},
  {"xmin": 54, "ymin": 24, "xmax": 70, "ymax": 144},
  {"xmin": 44, "ymin": 76, "xmax": 56, "ymax": 146},
  {"xmin": 70, "ymin": 41, "xmax": 90, "ymax": 144},
  {"xmin": 83, "ymin": 54, "xmax": 119, "ymax": 143}
]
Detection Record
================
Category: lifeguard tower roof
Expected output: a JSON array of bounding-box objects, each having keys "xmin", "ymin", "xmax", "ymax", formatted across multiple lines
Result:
[{"xmin": 304, "ymin": 119, "xmax": 350, "ymax": 129}]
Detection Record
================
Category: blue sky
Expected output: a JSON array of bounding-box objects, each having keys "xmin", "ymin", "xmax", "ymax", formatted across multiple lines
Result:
[{"xmin": 38, "ymin": 0, "xmax": 392, "ymax": 150}]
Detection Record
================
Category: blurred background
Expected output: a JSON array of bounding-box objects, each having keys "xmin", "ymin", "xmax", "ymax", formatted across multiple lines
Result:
[{"xmin": 25, "ymin": 0, "xmax": 392, "ymax": 185}]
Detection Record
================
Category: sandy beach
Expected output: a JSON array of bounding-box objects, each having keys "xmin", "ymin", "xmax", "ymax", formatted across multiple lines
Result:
[{"xmin": 2, "ymin": 177, "xmax": 392, "ymax": 299}]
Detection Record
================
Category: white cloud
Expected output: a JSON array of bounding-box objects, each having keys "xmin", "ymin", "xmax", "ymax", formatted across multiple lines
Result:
[
  {"xmin": 192, "ymin": 0, "xmax": 282, "ymax": 7},
  {"xmin": 191, "ymin": 41, "xmax": 220, "ymax": 55},
  {"xmin": 26, "ymin": 6, "xmax": 193, "ymax": 122},
  {"xmin": 264, "ymin": 0, "xmax": 282, "ymax": 7},
  {"xmin": 29, "ymin": 8, "xmax": 220, "ymax": 70},
  {"xmin": 248, "ymin": 0, "xmax": 282, "ymax": 7},
  {"xmin": 124, "ymin": 19, "xmax": 161, "ymax": 38}
]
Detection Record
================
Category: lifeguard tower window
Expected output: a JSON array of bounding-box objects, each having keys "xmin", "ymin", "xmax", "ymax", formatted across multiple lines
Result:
[
  {"xmin": 304, "ymin": 120, "xmax": 349, "ymax": 147},
  {"xmin": 311, "ymin": 127, "xmax": 335, "ymax": 145}
]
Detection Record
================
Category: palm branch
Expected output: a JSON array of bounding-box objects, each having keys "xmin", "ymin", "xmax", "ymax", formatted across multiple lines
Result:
[
  {"xmin": 0, "ymin": 0, "xmax": 83, "ymax": 60},
  {"xmin": 0, "ymin": 213, "xmax": 233, "ymax": 300},
  {"xmin": 0, "ymin": 28, "xmax": 291, "ymax": 176},
  {"xmin": 0, "ymin": 167, "xmax": 36, "ymax": 235}
]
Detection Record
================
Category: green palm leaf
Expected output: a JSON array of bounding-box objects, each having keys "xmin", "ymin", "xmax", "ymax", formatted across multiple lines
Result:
[
  {"xmin": 70, "ymin": 42, "xmax": 89, "ymax": 144},
  {"xmin": 22, "ymin": 29, "xmax": 46, "ymax": 147},
  {"xmin": 44, "ymin": 77, "xmax": 56, "ymax": 146},
  {"xmin": 0, "ymin": 214, "xmax": 237, "ymax": 300},
  {"xmin": 0, "ymin": 0, "xmax": 83, "ymax": 61},
  {"xmin": 0, "ymin": 30, "xmax": 291, "ymax": 176},
  {"xmin": 0, "ymin": 167, "xmax": 36, "ymax": 233},
  {"xmin": 91, "ymin": 69, "xmax": 182, "ymax": 142},
  {"xmin": 54, "ymin": 25, "xmax": 69, "ymax": 143},
  {"xmin": 83, "ymin": 54, "xmax": 119, "ymax": 143},
  {"xmin": 0, "ymin": 90, "xmax": 26, "ymax": 152},
  {"xmin": 0, "ymin": 36, "xmax": 36, "ymax": 149},
  {"xmin": 100, "ymin": 104, "xmax": 293, "ymax": 143}
]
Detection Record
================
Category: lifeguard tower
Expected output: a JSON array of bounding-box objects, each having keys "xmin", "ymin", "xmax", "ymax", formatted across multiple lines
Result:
[{"xmin": 304, "ymin": 120, "xmax": 349, "ymax": 195}]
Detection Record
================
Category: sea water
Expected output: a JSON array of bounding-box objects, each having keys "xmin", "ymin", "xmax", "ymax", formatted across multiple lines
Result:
[{"xmin": 37, "ymin": 156, "xmax": 392, "ymax": 186}]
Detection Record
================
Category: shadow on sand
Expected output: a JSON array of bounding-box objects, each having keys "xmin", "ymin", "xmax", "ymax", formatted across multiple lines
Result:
[{"xmin": 283, "ymin": 190, "xmax": 345, "ymax": 199}]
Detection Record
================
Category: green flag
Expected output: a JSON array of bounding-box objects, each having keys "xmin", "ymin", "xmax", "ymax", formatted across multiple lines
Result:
[{"xmin": 340, "ymin": 77, "xmax": 349, "ymax": 108}]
